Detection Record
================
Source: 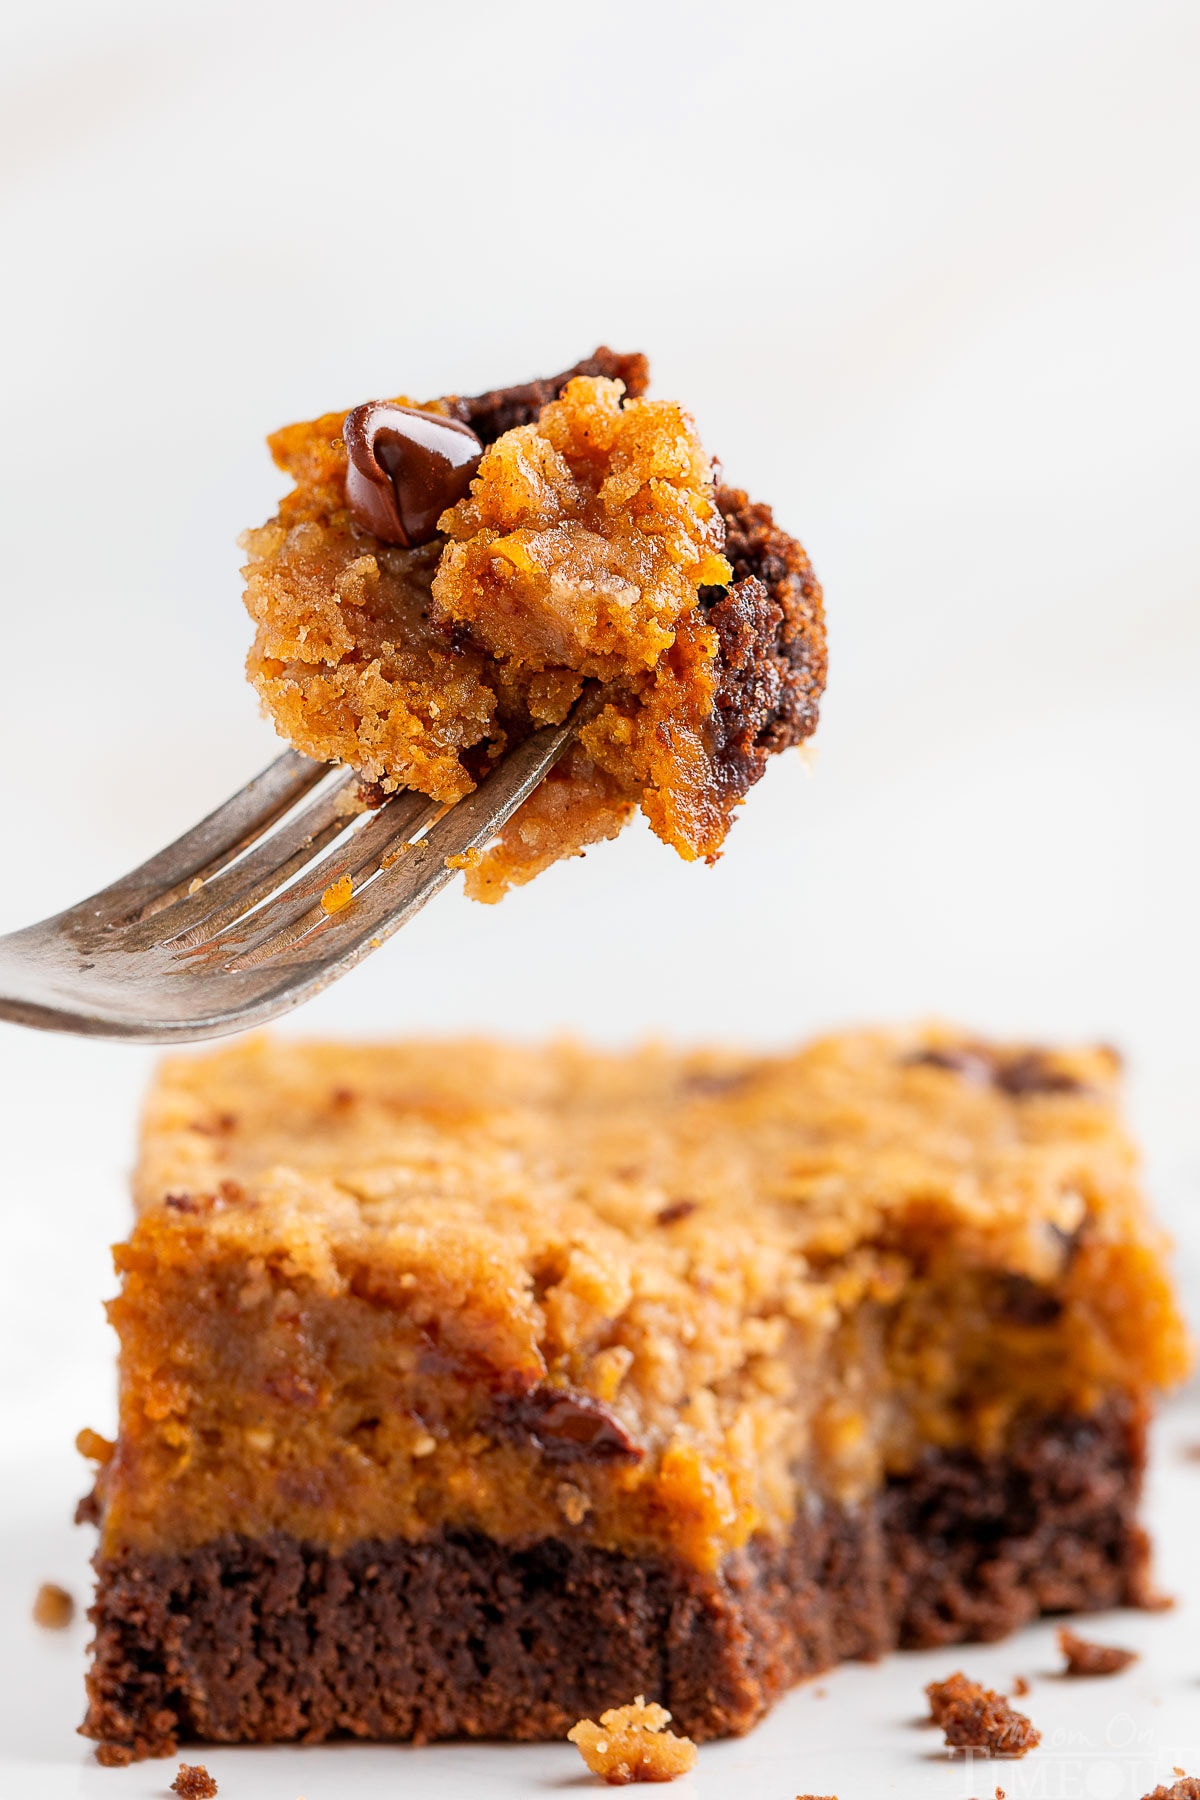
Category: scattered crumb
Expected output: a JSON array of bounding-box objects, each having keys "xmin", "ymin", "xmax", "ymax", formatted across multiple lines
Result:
[
  {"xmin": 1140, "ymin": 1782, "xmax": 1200, "ymax": 1800},
  {"xmin": 320, "ymin": 873, "xmax": 353, "ymax": 914},
  {"xmin": 568, "ymin": 1695, "xmax": 697, "ymax": 1784},
  {"xmin": 445, "ymin": 846, "xmax": 484, "ymax": 872},
  {"xmin": 171, "ymin": 1766, "xmax": 218, "ymax": 1799},
  {"xmin": 795, "ymin": 1793, "xmax": 838, "ymax": 1799},
  {"xmin": 187, "ymin": 876, "xmax": 204, "ymax": 895},
  {"xmin": 997, "ymin": 1790, "xmax": 1007, "ymax": 1799},
  {"xmin": 32, "ymin": 1582, "xmax": 74, "ymax": 1629},
  {"xmin": 1011, "ymin": 1676, "xmax": 1029, "ymax": 1697},
  {"xmin": 1058, "ymin": 1627, "xmax": 1138, "ymax": 1677},
  {"xmin": 926, "ymin": 1673, "xmax": 1040, "ymax": 1757}
]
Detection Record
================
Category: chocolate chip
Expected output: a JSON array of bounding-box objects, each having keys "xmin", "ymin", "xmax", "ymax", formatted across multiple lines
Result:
[
  {"xmin": 997, "ymin": 1273, "xmax": 1064, "ymax": 1326},
  {"xmin": 343, "ymin": 402, "xmax": 482, "ymax": 546},
  {"xmin": 493, "ymin": 1387, "xmax": 643, "ymax": 1465},
  {"xmin": 992, "ymin": 1053, "xmax": 1086, "ymax": 1098},
  {"xmin": 904, "ymin": 1045, "xmax": 1087, "ymax": 1099},
  {"xmin": 656, "ymin": 1199, "xmax": 700, "ymax": 1227},
  {"xmin": 903, "ymin": 1046, "xmax": 992, "ymax": 1082}
]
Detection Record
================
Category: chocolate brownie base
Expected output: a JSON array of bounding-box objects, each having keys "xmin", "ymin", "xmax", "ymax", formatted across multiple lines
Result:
[
  {"xmin": 702, "ymin": 485, "xmax": 827, "ymax": 801},
  {"xmin": 81, "ymin": 1402, "xmax": 1150, "ymax": 1764}
]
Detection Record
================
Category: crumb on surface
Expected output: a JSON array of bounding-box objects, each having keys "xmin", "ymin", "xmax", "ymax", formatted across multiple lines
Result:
[
  {"xmin": 1011, "ymin": 1676, "xmax": 1029, "ymax": 1696},
  {"xmin": 1058, "ymin": 1627, "xmax": 1138, "ymax": 1677},
  {"xmin": 926, "ymin": 1672, "xmax": 1040, "ymax": 1757},
  {"xmin": 32, "ymin": 1582, "xmax": 74, "ymax": 1629},
  {"xmin": 568, "ymin": 1694, "xmax": 697, "ymax": 1784},
  {"xmin": 1141, "ymin": 1782, "xmax": 1200, "ymax": 1800},
  {"xmin": 170, "ymin": 1765, "xmax": 218, "ymax": 1798}
]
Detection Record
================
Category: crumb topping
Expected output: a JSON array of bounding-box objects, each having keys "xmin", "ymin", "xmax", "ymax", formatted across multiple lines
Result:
[
  {"xmin": 1058, "ymin": 1627, "xmax": 1138, "ymax": 1676},
  {"xmin": 434, "ymin": 375, "xmax": 729, "ymax": 676},
  {"xmin": 568, "ymin": 1694, "xmax": 697, "ymax": 1784},
  {"xmin": 926, "ymin": 1672, "xmax": 1040, "ymax": 1757}
]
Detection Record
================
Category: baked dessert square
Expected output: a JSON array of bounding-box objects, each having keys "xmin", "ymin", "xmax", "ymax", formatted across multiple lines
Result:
[
  {"xmin": 241, "ymin": 348, "xmax": 826, "ymax": 900},
  {"xmin": 79, "ymin": 1027, "xmax": 1187, "ymax": 1764}
]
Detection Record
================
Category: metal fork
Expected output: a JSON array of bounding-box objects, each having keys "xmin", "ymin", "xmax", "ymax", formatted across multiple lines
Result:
[{"xmin": 0, "ymin": 696, "xmax": 592, "ymax": 1042}]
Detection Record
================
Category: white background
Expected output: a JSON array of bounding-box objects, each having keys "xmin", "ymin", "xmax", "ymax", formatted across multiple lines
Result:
[{"xmin": 0, "ymin": 0, "xmax": 1197, "ymax": 1791}]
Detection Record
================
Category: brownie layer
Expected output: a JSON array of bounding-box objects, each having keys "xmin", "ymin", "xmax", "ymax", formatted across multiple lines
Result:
[{"xmin": 82, "ymin": 1400, "xmax": 1150, "ymax": 1765}]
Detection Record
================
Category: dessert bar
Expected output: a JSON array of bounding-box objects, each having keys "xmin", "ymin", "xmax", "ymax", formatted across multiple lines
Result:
[{"xmin": 80, "ymin": 1029, "xmax": 1186, "ymax": 1762}]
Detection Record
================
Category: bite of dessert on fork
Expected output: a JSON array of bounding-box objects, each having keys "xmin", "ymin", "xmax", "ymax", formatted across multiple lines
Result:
[{"xmin": 0, "ymin": 348, "xmax": 825, "ymax": 1040}]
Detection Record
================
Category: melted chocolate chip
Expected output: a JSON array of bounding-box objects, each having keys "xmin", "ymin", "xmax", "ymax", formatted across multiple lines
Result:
[
  {"xmin": 343, "ymin": 402, "xmax": 482, "ymax": 546},
  {"xmin": 903, "ymin": 1046, "xmax": 992, "ymax": 1083},
  {"xmin": 904, "ymin": 1045, "xmax": 1087, "ymax": 1098},
  {"xmin": 997, "ymin": 1273, "xmax": 1064, "ymax": 1326},
  {"xmin": 493, "ymin": 1387, "xmax": 643, "ymax": 1465},
  {"xmin": 656, "ymin": 1199, "xmax": 700, "ymax": 1227},
  {"xmin": 992, "ymin": 1052, "xmax": 1086, "ymax": 1097}
]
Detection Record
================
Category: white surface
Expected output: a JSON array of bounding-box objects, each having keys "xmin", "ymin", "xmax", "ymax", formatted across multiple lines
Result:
[
  {"xmin": 2, "ymin": 1402, "xmax": 1198, "ymax": 1798},
  {"xmin": 0, "ymin": 0, "xmax": 1198, "ymax": 1791}
]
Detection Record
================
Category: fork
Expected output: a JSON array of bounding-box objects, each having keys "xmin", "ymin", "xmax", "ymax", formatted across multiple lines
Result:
[{"xmin": 0, "ymin": 695, "xmax": 593, "ymax": 1042}]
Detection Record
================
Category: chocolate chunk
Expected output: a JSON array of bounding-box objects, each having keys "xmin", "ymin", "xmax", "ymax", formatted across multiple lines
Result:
[
  {"xmin": 344, "ymin": 402, "xmax": 482, "ymax": 546},
  {"xmin": 656, "ymin": 1199, "xmax": 700, "ymax": 1227},
  {"xmin": 997, "ymin": 1274, "xmax": 1063, "ymax": 1327},
  {"xmin": 992, "ymin": 1053, "xmax": 1085, "ymax": 1098},
  {"xmin": 904, "ymin": 1045, "xmax": 1087, "ymax": 1099},
  {"xmin": 905, "ymin": 1046, "xmax": 990, "ymax": 1080},
  {"xmin": 494, "ymin": 1386, "xmax": 643, "ymax": 1464}
]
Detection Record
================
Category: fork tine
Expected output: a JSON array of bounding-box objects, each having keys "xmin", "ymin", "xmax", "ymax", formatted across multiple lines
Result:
[
  {"xmin": 183, "ymin": 787, "xmax": 445, "ymax": 967},
  {"xmin": 70, "ymin": 750, "xmax": 328, "ymax": 927},
  {"xmin": 222, "ymin": 700, "xmax": 594, "ymax": 972},
  {"xmin": 121, "ymin": 764, "xmax": 366, "ymax": 949}
]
